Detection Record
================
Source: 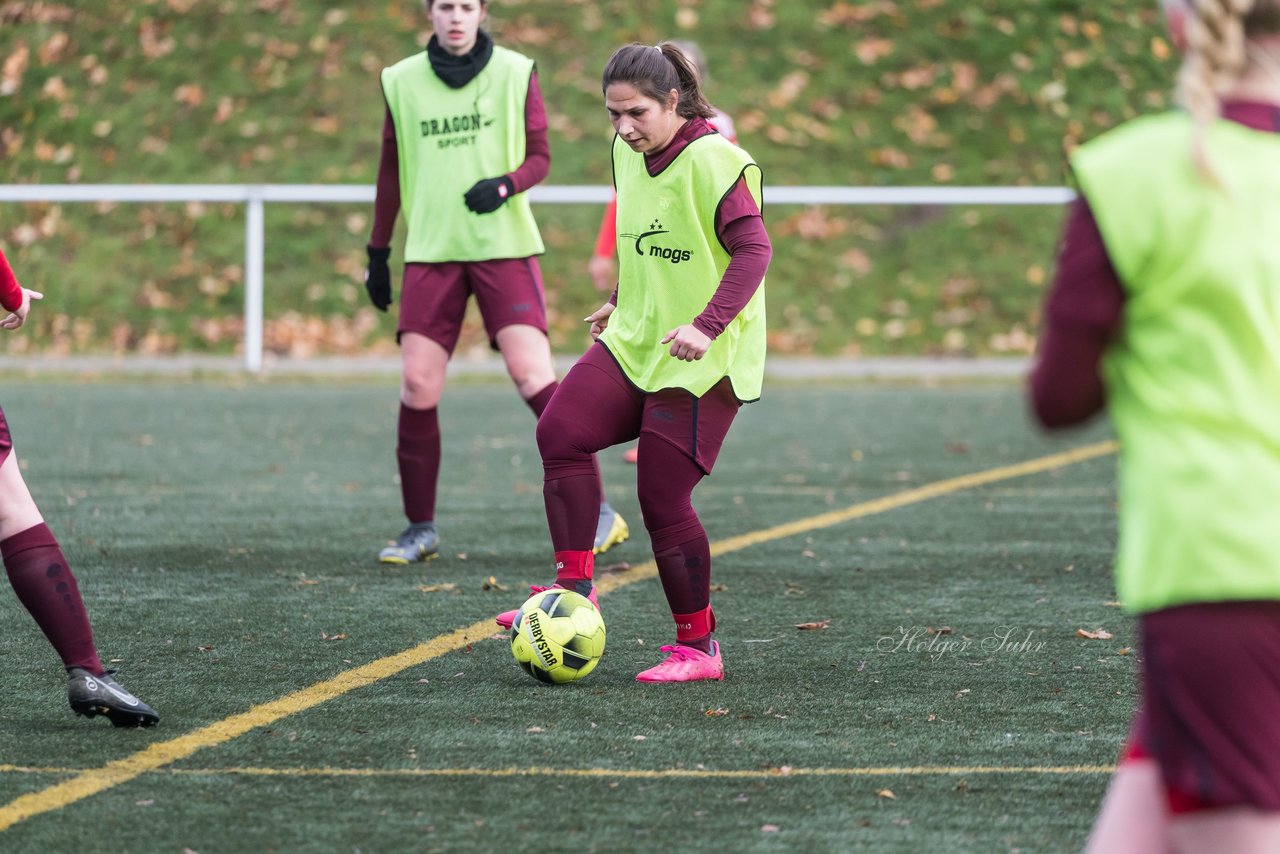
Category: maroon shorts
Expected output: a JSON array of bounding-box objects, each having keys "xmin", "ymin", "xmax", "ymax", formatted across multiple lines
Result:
[
  {"xmin": 556, "ymin": 342, "xmax": 742, "ymax": 474},
  {"xmin": 0, "ymin": 403, "xmax": 11, "ymax": 468},
  {"xmin": 1129, "ymin": 600, "xmax": 1280, "ymax": 812},
  {"xmin": 397, "ymin": 257, "xmax": 548, "ymax": 354}
]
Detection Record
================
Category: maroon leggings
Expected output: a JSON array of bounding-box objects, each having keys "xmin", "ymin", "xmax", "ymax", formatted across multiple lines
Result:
[{"xmin": 536, "ymin": 344, "xmax": 740, "ymax": 616}]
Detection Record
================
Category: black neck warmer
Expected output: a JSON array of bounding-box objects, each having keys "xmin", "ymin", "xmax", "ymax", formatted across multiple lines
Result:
[{"xmin": 427, "ymin": 29, "xmax": 494, "ymax": 89}]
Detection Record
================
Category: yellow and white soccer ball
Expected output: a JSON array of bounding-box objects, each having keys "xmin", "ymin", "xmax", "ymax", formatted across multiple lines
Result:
[{"xmin": 510, "ymin": 589, "xmax": 606, "ymax": 684}]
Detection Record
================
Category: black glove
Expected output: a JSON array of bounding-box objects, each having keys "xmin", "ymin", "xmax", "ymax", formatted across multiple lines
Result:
[
  {"xmin": 464, "ymin": 176, "xmax": 514, "ymax": 214},
  {"xmin": 365, "ymin": 245, "xmax": 392, "ymax": 311}
]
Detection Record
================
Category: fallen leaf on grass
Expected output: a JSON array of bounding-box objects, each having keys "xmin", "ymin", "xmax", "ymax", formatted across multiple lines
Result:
[
  {"xmin": 197, "ymin": 644, "xmax": 215, "ymax": 652},
  {"xmin": 705, "ymin": 708, "xmax": 729, "ymax": 717},
  {"xmin": 926, "ymin": 626, "xmax": 952, "ymax": 635},
  {"xmin": 761, "ymin": 824, "xmax": 780, "ymax": 833},
  {"xmin": 1076, "ymin": 628, "xmax": 1113, "ymax": 640},
  {"xmin": 710, "ymin": 583, "xmax": 729, "ymax": 592},
  {"xmin": 876, "ymin": 789, "xmax": 896, "ymax": 800},
  {"xmin": 482, "ymin": 576, "xmax": 507, "ymax": 591},
  {"xmin": 136, "ymin": 799, "xmax": 154, "ymax": 806},
  {"xmin": 526, "ymin": 726, "xmax": 544, "ymax": 733},
  {"xmin": 1116, "ymin": 648, "xmax": 1132, "ymax": 656},
  {"xmin": 321, "ymin": 631, "xmax": 348, "ymax": 641},
  {"xmin": 796, "ymin": 619, "xmax": 830, "ymax": 630},
  {"xmin": 416, "ymin": 583, "xmax": 459, "ymax": 593}
]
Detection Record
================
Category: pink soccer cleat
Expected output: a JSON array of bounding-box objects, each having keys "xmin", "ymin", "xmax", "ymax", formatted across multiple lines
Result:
[
  {"xmin": 635, "ymin": 641, "xmax": 723, "ymax": 682},
  {"xmin": 495, "ymin": 582, "xmax": 598, "ymax": 630}
]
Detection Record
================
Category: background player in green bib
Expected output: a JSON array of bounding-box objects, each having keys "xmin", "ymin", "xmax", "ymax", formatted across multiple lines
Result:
[
  {"xmin": 1030, "ymin": 0, "xmax": 1280, "ymax": 849},
  {"xmin": 366, "ymin": 0, "xmax": 627, "ymax": 565},
  {"xmin": 494, "ymin": 43, "xmax": 772, "ymax": 683}
]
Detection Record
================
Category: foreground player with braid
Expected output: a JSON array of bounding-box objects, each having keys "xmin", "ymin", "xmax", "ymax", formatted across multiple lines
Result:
[
  {"xmin": 1030, "ymin": 1, "xmax": 1280, "ymax": 849},
  {"xmin": 1, "ymin": 248, "xmax": 159, "ymax": 727}
]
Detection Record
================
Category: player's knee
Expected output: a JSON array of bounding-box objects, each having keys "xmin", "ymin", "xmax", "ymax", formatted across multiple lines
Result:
[
  {"xmin": 643, "ymin": 512, "xmax": 703, "ymax": 552},
  {"xmin": 400, "ymin": 369, "xmax": 443, "ymax": 408},
  {"xmin": 507, "ymin": 364, "xmax": 556, "ymax": 399},
  {"xmin": 536, "ymin": 409, "xmax": 590, "ymax": 464}
]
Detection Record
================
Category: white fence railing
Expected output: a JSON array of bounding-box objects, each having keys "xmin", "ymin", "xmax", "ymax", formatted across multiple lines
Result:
[{"xmin": 0, "ymin": 184, "xmax": 1077, "ymax": 372}]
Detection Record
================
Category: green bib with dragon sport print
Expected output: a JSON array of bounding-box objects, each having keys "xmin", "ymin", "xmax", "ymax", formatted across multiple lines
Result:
[{"xmin": 382, "ymin": 46, "xmax": 544, "ymax": 262}]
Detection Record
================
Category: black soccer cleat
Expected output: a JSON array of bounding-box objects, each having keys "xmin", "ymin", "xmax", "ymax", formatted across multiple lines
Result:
[{"xmin": 67, "ymin": 667, "xmax": 160, "ymax": 728}]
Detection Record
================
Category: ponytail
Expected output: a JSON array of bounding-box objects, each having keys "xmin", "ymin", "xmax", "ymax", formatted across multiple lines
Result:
[{"xmin": 602, "ymin": 42, "xmax": 716, "ymax": 119}]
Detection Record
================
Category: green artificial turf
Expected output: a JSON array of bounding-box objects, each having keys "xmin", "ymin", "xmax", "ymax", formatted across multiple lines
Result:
[{"xmin": 0, "ymin": 380, "xmax": 1125, "ymax": 851}]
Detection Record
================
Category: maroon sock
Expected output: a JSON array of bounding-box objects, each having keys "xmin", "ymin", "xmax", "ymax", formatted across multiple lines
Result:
[
  {"xmin": 2, "ymin": 523, "xmax": 103, "ymax": 674},
  {"xmin": 397, "ymin": 403, "xmax": 440, "ymax": 524},
  {"xmin": 524, "ymin": 381, "xmax": 558, "ymax": 418},
  {"xmin": 543, "ymin": 474, "xmax": 601, "ymax": 552},
  {"xmin": 654, "ymin": 531, "xmax": 712, "ymax": 616}
]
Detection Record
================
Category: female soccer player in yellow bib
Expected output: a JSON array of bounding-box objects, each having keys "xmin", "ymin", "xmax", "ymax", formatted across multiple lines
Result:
[
  {"xmin": 366, "ymin": 0, "xmax": 627, "ymax": 564},
  {"xmin": 1031, "ymin": 1, "xmax": 1280, "ymax": 849},
  {"xmin": 496, "ymin": 43, "xmax": 772, "ymax": 683}
]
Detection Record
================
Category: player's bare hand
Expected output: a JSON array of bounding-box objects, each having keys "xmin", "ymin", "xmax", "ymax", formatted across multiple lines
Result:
[
  {"xmin": 585, "ymin": 302, "xmax": 615, "ymax": 339},
  {"xmin": 587, "ymin": 255, "xmax": 615, "ymax": 294},
  {"xmin": 0, "ymin": 288, "xmax": 42, "ymax": 330},
  {"xmin": 660, "ymin": 324, "xmax": 711, "ymax": 361}
]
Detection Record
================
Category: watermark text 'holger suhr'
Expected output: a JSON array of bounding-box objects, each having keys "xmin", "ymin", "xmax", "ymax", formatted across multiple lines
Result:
[{"xmin": 877, "ymin": 626, "xmax": 1047, "ymax": 662}]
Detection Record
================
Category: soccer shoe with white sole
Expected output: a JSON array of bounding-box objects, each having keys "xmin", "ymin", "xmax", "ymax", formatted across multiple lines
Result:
[
  {"xmin": 67, "ymin": 668, "xmax": 160, "ymax": 727},
  {"xmin": 378, "ymin": 522, "xmax": 439, "ymax": 564},
  {"xmin": 635, "ymin": 641, "xmax": 724, "ymax": 683},
  {"xmin": 593, "ymin": 502, "xmax": 629, "ymax": 555},
  {"xmin": 495, "ymin": 581, "xmax": 599, "ymax": 630}
]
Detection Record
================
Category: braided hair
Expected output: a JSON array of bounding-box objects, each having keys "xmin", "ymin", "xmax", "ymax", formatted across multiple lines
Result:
[{"xmin": 1171, "ymin": 0, "xmax": 1280, "ymax": 181}]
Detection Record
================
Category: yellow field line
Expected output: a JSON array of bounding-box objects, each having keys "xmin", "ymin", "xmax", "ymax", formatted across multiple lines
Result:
[
  {"xmin": 0, "ymin": 439, "xmax": 1116, "ymax": 832},
  {"xmin": 0, "ymin": 763, "xmax": 1114, "ymax": 780}
]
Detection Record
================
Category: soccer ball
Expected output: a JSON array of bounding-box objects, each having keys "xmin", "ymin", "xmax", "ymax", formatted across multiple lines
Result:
[{"xmin": 510, "ymin": 589, "xmax": 606, "ymax": 684}]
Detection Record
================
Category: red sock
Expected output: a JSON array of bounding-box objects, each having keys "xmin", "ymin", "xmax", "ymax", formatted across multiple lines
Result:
[
  {"xmin": 397, "ymin": 403, "xmax": 440, "ymax": 523},
  {"xmin": 554, "ymin": 550, "xmax": 594, "ymax": 584},
  {"xmin": 2, "ymin": 523, "xmax": 103, "ymax": 674},
  {"xmin": 674, "ymin": 606, "xmax": 716, "ymax": 653}
]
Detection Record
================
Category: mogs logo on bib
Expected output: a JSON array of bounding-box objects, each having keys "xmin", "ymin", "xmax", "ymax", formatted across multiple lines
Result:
[{"xmin": 620, "ymin": 219, "xmax": 694, "ymax": 265}]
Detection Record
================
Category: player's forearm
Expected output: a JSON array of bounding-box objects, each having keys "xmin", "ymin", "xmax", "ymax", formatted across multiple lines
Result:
[
  {"xmin": 692, "ymin": 216, "xmax": 771, "ymax": 340},
  {"xmin": 369, "ymin": 108, "xmax": 401, "ymax": 248},
  {"xmin": 0, "ymin": 248, "xmax": 23, "ymax": 312},
  {"xmin": 507, "ymin": 73, "xmax": 550, "ymax": 194}
]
